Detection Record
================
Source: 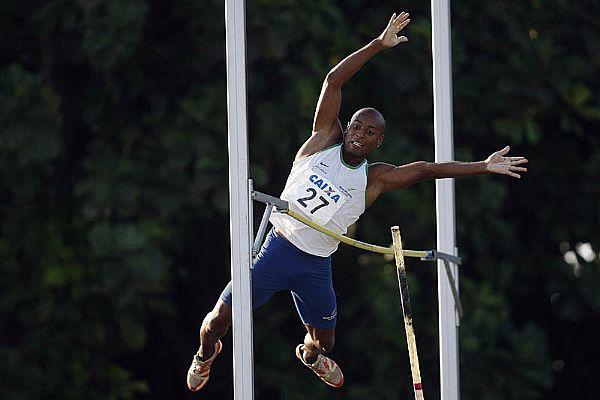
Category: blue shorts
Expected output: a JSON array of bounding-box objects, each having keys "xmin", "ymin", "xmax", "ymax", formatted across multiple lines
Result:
[{"xmin": 220, "ymin": 229, "xmax": 337, "ymax": 329}]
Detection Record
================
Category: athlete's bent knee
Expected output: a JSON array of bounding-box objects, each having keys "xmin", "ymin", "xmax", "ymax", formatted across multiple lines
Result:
[{"xmin": 202, "ymin": 301, "xmax": 231, "ymax": 338}]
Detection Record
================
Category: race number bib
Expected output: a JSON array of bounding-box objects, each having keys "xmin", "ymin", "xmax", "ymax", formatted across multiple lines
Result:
[{"xmin": 287, "ymin": 169, "xmax": 346, "ymax": 225}]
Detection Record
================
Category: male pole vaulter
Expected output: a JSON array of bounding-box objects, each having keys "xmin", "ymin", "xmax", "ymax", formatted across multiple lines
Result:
[{"xmin": 188, "ymin": 11, "xmax": 528, "ymax": 391}]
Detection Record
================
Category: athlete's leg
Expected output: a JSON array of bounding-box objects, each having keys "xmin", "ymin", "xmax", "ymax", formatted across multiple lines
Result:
[
  {"xmin": 187, "ymin": 298, "xmax": 229, "ymax": 392},
  {"xmin": 198, "ymin": 255, "xmax": 279, "ymax": 359},
  {"xmin": 302, "ymin": 324, "xmax": 335, "ymax": 363},
  {"xmin": 291, "ymin": 256, "xmax": 343, "ymax": 387},
  {"xmin": 294, "ymin": 322, "xmax": 344, "ymax": 388},
  {"xmin": 199, "ymin": 299, "xmax": 231, "ymax": 359},
  {"xmin": 290, "ymin": 255, "xmax": 337, "ymax": 360},
  {"xmin": 188, "ymin": 229, "xmax": 294, "ymax": 391},
  {"xmin": 188, "ymin": 265, "xmax": 276, "ymax": 391},
  {"xmin": 198, "ymin": 228, "xmax": 289, "ymax": 357}
]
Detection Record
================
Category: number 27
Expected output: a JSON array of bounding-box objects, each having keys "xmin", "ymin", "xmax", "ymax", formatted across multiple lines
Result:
[{"xmin": 297, "ymin": 188, "xmax": 330, "ymax": 214}]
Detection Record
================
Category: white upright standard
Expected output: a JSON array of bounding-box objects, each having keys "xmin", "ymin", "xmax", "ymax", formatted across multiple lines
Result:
[
  {"xmin": 225, "ymin": 0, "xmax": 254, "ymax": 399},
  {"xmin": 431, "ymin": 0, "xmax": 460, "ymax": 399}
]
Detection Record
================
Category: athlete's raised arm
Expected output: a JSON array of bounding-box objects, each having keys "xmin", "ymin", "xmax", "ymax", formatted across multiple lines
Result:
[
  {"xmin": 296, "ymin": 12, "xmax": 411, "ymax": 161},
  {"xmin": 365, "ymin": 146, "xmax": 528, "ymax": 207}
]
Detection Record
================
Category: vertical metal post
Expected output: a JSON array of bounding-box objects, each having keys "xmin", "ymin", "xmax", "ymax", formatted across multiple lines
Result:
[
  {"xmin": 431, "ymin": 0, "xmax": 460, "ymax": 399},
  {"xmin": 225, "ymin": 0, "xmax": 254, "ymax": 398}
]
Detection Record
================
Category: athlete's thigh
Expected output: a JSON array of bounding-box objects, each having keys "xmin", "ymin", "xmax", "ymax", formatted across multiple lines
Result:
[
  {"xmin": 220, "ymin": 230, "xmax": 290, "ymax": 308},
  {"xmin": 291, "ymin": 260, "xmax": 337, "ymax": 329}
]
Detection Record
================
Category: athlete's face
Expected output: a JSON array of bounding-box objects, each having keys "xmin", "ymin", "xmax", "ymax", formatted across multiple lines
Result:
[{"xmin": 344, "ymin": 110, "xmax": 385, "ymax": 158}]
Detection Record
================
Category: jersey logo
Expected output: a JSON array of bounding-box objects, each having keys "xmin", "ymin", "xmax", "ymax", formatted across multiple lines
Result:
[
  {"xmin": 314, "ymin": 161, "xmax": 330, "ymax": 175},
  {"xmin": 338, "ymin": 186, "xmax": 356, "ymax": 198},
  {"xmin": 314, "ymin": 165, "xmax": 328, "ymax": 174},
  {"xmin": 309, "ymin": 174, "xmax": 341, "ymax": 203}
]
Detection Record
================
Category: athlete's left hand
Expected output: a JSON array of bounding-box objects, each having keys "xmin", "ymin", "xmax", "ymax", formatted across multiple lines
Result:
[
  {"xmin": 377, "ymin": 12, "xmax": 411, "ymax": 48},
  {"xmin": 485, "ymin": 146, "xmax": 528, "ymax": 178}
]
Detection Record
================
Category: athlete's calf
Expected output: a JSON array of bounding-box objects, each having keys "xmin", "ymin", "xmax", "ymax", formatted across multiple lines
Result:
[
  {"xmin": 200, "ymin": 299, "xmax": 231, "ymax": 359},
  {"xmin": 303, "ymin": 325, "xmax": 335, "ymax": 363}
]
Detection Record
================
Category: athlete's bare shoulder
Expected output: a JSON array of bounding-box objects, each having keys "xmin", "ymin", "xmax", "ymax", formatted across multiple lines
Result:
[
  {"xmin": 367, "ymin": 162, "xmax": 395, "ymax": 182},
  {"xmin": 295, "ymin": 121, "xmax": 343, "ymax": 161}
]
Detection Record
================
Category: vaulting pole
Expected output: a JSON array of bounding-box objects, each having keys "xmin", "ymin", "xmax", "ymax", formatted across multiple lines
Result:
[
  {"xmin": 225, "ymin": 0, "xmax": 254, "ymax": 398},
  {"xmin": 391, "ymin": 226, "xmax": 425, "ymax": 400},
  {"xmin": 431, "ymin": 0, "xmax": 460, "ymax": 398}
]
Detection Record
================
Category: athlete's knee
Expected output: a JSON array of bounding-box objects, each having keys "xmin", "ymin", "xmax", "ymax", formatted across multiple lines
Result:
[{"xmin": 202, "ymin": 300, "xmax": 231, "ymax": 337}]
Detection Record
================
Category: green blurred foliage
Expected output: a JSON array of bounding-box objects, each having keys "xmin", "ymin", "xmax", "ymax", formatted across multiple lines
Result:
[{"xmin": 0, "ymin": 0, "xmax": 598, "ymax": 399}]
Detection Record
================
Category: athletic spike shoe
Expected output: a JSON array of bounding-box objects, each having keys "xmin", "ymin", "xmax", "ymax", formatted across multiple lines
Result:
[
  {"xmin": 295, "ymin": 344, "xmax": 344, "ymax": 388},
  {"xmin": 187, "ymin": 340, "xmax": 223, "ymax": 392}
]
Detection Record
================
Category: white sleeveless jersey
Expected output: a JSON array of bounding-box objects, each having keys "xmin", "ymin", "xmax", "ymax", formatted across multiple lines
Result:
[{"xmin": 270, "ymin": 144, "xmax": 368, "ymax": 257}]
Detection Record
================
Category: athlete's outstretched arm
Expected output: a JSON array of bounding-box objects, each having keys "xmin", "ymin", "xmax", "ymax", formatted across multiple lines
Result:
[
  {"xmin": 296, "ymin": 12, "xmax": 411, "ymax": 161},
  {"xmin": 365, "ymin": 146, "xmax": 528, "ymax": 207}
]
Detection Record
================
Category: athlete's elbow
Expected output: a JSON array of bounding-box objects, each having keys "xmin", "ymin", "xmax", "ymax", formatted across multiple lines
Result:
[
  {"xmin": 416, "ymin": 161, "xmax": 435, "ymax": 180},
  {"xmin": 324, "ymin": 72, "xmax": 343, "ymax": 87}
]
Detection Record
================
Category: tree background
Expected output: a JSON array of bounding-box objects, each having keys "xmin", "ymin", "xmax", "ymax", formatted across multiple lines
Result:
[{"xmin": 1, "ymin": 0, "xmax": 598, "ymax": 399}]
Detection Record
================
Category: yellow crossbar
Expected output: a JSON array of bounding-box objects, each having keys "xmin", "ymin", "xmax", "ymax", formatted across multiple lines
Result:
[{"xmin": 286, "ymin": 209, "xmax": 429, "ymax": 259}]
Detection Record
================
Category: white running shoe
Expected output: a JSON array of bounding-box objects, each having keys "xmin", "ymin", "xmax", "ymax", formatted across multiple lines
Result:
[
  {"xmin": 187, "ymin": 340, "xmax": 223, "ymax": 392},
  {"xmin": 295, "ymin": 344, "xmax": 344, "ymax": 388}
]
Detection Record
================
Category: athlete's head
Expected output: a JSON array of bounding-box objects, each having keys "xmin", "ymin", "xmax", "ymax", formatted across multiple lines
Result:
[{"xmin": 343, "ymin": 107, "xmax": 386, "ymax": 158}]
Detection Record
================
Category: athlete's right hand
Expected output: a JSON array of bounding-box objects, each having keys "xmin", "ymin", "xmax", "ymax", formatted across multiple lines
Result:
[{"xmin": 377, "ymin": 12, "xmax": 411, "ymax": 48}]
